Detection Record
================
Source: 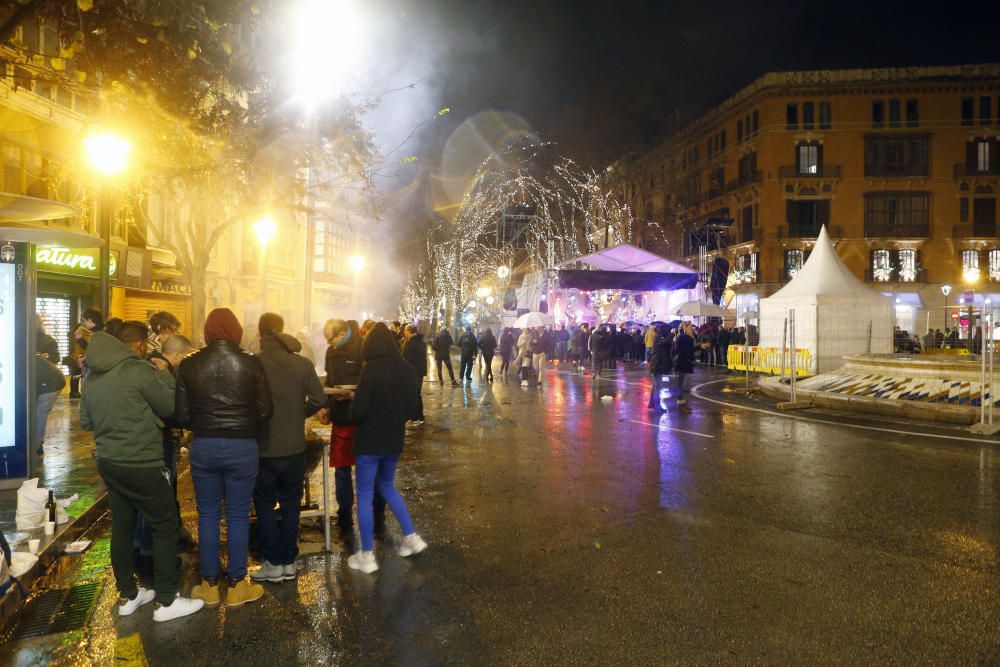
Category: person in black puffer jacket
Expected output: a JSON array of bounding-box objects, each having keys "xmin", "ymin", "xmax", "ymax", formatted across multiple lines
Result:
[
  {"xmin": 175, "ymin": 308, "xmax": 273, "ymax": 607},
  {"xmin": 346, "ymin": 323, "xmax": 426, "ymax": 574},
  {"xmin": 401, "ymin": 324, "xmax": 428, "ymax": 422},
  {"xmin": 458, "ymin": 326, "xmax": 478, "ymax": 382},
  {"xmin": 647, "ymin": 326, "xmax": 674, "ymax": 411},
  {"xmin": 673, "ymin": 322, "xmax": 696, "ymax": 413},
  {"xmin": 478, "ymin": 328, "xmax": 497, "ymax": 382}
]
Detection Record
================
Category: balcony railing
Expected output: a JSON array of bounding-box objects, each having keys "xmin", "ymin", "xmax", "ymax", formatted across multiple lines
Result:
[
  {"xmin": 778, "ymin": 165, "xmax": 842, "ymax": 179},
  {"xmin": 725, "ymin": 170, "xmax": 762, "ymax": 193},
  {"xmin": 954, "ymin": 163, "xmax": 1000, "ymax": 177},
  {"xmin": 864, "ymin": 268, "xmax": 928, "ymax": 283},
  {"xmin": 864, "ymin": 222, "xmax": 930, "ymax": 238},
  {"xmin": 779, "ymin": 222, "xmax": 829, "ymax": 239}
]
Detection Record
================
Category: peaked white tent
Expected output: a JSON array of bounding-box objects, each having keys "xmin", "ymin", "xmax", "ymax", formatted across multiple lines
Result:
[{"xmin": 759, "ymin": 226, "xmax": 892, "ymax": 373}]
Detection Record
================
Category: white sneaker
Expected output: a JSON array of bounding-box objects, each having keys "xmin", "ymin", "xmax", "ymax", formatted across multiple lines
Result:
[
  {"xmin": 397, "ymin": 533, "xmax": 428, "ymax": 558},
  {"xmin": 118, "ymin": 588, "xmax": 155, "ymax": 616},
  {"xmin": 282, "ymin": 563, "xmax": 297, "ymax": 581},
  {"xmin": 152, "ymin": 594, "xmax": 204, "ymax": 623},
  {"xmin": 347, "ymin": 551, "xmax": 378, "ymax": 574},
  {"xmin": 251, "ymin": 560, "xmax": 285, "ymax": 583}
]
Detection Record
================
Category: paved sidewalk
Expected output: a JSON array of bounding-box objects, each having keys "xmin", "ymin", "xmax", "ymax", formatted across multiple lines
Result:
[{"xmin": 0, "ymin": 396, "xmax": 107, "ymax": 630}]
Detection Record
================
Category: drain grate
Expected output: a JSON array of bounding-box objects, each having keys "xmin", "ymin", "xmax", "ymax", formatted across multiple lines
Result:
[{"xmin": 11, "ymin": 582, "xmax": 104, "ymax": 641}]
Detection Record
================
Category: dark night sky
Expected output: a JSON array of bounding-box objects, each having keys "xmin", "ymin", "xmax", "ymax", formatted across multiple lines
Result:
[{"xmin": 373, "ymin": 0, "xmax": 1000, "ymax": 167}]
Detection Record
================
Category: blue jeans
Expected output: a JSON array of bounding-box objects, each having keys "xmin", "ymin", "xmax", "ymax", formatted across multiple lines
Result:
[
  {"xmin": 35, "ymin": 391, "xmax": 60, "ymax": 448},
  {"xmin": 190, "ymin": 437, "xmax": 258, "ymax": 580},
  {"xmin": 676, "ymin": 373, "xmax": 691, "ymax": 403},
  {"xmin": 355, "ymin": 454, "xmax": 416, "ymax": 552},
  {"xmin": 253, "ymin": 453, "xmax": 304, "ymax": 565},
  {"xmin": 334, "ymin": 467, "xmax": 386, "ymax": 526},
  {"xmin": 648, "ymin": 375, "xmax": 667, "ymax": 409}
]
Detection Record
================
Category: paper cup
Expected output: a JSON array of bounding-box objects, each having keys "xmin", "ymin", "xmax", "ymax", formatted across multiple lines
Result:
[
  {"xmin": 44, "ymin": 521, "xmax": 55, "ymax": 535},
  {"xmin": 28, "ymin": 539, "xmax": 40, "ymax": 554}
]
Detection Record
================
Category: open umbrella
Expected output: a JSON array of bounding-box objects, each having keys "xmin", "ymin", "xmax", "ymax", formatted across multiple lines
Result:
[
  {"xmin": 513, "ymin": 311, "xmax": 554, "ymax": 328},
  {"xmin": 671, "ymin": 300, "xmax": 731, "ymax": 318}
]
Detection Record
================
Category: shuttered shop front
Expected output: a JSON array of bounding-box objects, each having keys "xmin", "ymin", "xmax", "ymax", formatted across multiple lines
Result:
[{"xmin": 123, "ymin": 290, "xmax": 193, "ymax": 337}]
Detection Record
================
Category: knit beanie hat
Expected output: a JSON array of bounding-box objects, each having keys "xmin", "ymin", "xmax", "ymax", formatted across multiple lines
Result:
[{"xmin": 204, "ymin": 308, "xmax": 243, "ymax": 345}]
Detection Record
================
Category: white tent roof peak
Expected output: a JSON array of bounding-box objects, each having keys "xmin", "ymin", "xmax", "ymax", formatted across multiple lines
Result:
[
  {"xmin": 765, "ymin": 225, "xmax": 888, "ymax": 303},
  {"xmin": 559, "ymin": 243, "xmax": 696, "ymax": 274}
]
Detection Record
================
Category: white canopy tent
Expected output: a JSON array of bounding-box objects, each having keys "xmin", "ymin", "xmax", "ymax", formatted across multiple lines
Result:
[
  {"xmin": 759, "ymin": 226, "xmax": 892, "ymax": 374},
  {"xmin": 560, "ymin": 243, "xmax": 697, "ymax": 274}
]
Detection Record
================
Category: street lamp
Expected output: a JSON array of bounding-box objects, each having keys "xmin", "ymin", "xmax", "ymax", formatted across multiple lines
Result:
[
  {"xmin": 941, "ymin": 284, "xmax": 951, "ymax": 330},
  {"xmin": 84, "ymin": 132, "xmax": 131, "ymax": 316},
  {"xmin": 291, "ymin": 0, "xmax": 366, "ymax": 107},
  {"xmin": 497, "ymin": 265, "xmax": 510, "ymax": 279},
  {"xmin": 253, "ymin": 215, "xmax": 277, "ymax": 311}
]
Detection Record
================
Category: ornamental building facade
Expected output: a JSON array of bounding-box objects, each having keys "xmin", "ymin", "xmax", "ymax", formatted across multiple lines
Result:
[{"xmin": 607, "ymin": 63, "xmax": 1000, "ymax": 337}]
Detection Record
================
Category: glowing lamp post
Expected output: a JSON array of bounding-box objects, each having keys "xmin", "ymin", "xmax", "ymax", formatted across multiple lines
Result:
[
  {"xmin": 254, "ymin": 215, "xmax": 277, "ymax": 311},
  {"xmin": 941, "ymin": 284, "xmax": 951, "ymax": 330},
  {"xmin": 84, "ymin": 132, "xmax": 131, "ymax": 316}
]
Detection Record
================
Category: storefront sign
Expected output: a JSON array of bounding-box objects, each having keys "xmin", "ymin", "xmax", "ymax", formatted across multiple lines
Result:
[{"xmin": 35, "ymin": 247, "xmax": 115, "ymax": 278}]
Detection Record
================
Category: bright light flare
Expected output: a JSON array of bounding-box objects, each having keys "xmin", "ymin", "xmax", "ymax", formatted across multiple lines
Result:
[
  {"xmin": 497, "ymin": 266, "xmax": 510, "ymax": 279},
  {"xmin": 475, "ymin": 286, "xmax": 492, "ymax": 298},
  {"xmin": 963, "ymin": 268, "xmax": 980, "ymax": 284},
  {"xmin": 84, "ymin": 133, "xmax": 131, "ymax": 175},
  {"xmin": 291, "ymin": 0, "xmax": 366, "ymax": 105},
  {"xmin": 348, "ymin": 254, "xmax": 366, "ymax": 273},
  {"xmin": 253, "ymin": 215, "xmax": 277, "ymax": 247}
]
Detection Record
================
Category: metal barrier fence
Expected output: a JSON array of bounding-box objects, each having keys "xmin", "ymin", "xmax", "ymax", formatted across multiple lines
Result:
[{"xmin": 728, "ymin": 345, "xmax": 812, "ymax": 377}]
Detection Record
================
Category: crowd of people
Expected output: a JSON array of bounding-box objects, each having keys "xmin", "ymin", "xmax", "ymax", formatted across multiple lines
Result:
[
  {"xmin": 59, "ymin": 307, "xmax": 428, "ymax": 623},
  {"xmin": 38, "ymin": 301, "xmax": 752, "ymax": 623}
]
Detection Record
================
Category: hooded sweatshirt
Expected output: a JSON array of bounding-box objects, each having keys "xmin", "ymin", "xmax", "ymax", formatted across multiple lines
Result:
[
  {"xmin": 80, "ymin": 331, "xmax": 176, "ymax": 467},
  {"xmin": 258, "ymin": 332, "xmax": 326, "ymax": 457},
  {"xmin": 349, "ymin": 323, "xmax": 418, "ymax": 456}
]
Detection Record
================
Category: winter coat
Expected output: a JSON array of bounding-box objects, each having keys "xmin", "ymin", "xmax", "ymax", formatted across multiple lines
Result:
[
  {"xmin": 402, "ymin": 333, "xmax": 428, "ymax": 378},
  {"xmin": 176, "ymin": 339, "xmax": 273, "ymax": 439},
  {"xmin": 80, "ymin": 331, "xmax": 176, "ymax": 467},
  {"xmin": 36, "ymin": 356, "xmax": 66, "ymax": 396},
  {"xmin": 644, "ymin": 326, "xmax": 657, "ymax": 349},
  {"xmin": 350, "ymin": 324, "xmax": 418, "ymax": 456},
  {"xmin": 459, "ymin": 331, "xmax": 478, "ymax": 358},
  {"xmin": 540, "ymin": 330, "xmax": 555, "ymax": 356},
  {"xmin": 499, "ymin": 332, "xmax": 516, "ymax": 361},
  {"xmin": 674, "ymin": 332, "xmax": 696, "ymax": 374},
  {"xmin": 257, "ymin": 333, "xmax": 325, "ymax": 458},
  {"xmin": 37, "ymin": 331, "xmax": 60, "ymax": 364},
  {"xmin": 324, "ymin": 330, "xmax": 363, "ymax": 426},
  {"xmin": 650, "ymin": 333, "xmax": 674, "ymax": 375},
  {"xmin": 432, "ymin": 331, "xmax": 454, "ymax": 361},
  {"xmin": 478, "ymin": 331, "xmax": 497, "ymax": 357}
]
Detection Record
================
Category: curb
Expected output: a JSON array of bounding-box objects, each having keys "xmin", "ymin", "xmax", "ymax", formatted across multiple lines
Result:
[{"xmin": 0, "ymin": 487, "xmax": 109, "ymax": 637}]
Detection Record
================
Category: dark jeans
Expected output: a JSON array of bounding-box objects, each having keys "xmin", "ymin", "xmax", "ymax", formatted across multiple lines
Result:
[
  {"xmin": 190, "ymin": 436, "xmax": 258, "ymax": 580},
  {"xmin": 460, "ymin": 354, "xmax": 475, "ymax": 380},
  {"xmin": 648, "ymin": 374, "xmax": 668, "ymax": 408},
  {"xmin": 413, "ymin": 380, "xmax": 425, "ymax": 420},
  {"xmin": 436, "ymin": 357, "xmax": 456, "ymax": 382},
  {"xmin": 253, "ymin": 453, "xmax": 305, "ymax": 566},
  {"xmin": 334, "ymin": 467, "xmax": 385, "ymax": 526},
  {"xmin": 98, "ymin": 460, "xmax": 178, "ymax": 605},
  {"xmin": 356, "ymin": 454, "xmax": 415, "ymax": 552},
  {"xmin": 482, "ymin": 353, "xmax": 494, "ymax": 380}
]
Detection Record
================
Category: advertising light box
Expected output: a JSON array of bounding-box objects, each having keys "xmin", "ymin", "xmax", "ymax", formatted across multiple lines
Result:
[{"xmin": 0, "ymin": 241, "xmax": 28, "ymax": 480}]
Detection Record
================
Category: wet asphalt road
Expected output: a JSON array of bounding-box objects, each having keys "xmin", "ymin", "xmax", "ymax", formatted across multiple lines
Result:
[{"xmin": 6, "ymin": 360, "xmax": 1000, "ymax": 665}]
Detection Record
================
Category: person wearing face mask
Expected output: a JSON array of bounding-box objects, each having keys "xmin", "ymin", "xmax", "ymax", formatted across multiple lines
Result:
[{"xmin": 323, "ymin": 319, "xmax": 386, "ymax": 532}]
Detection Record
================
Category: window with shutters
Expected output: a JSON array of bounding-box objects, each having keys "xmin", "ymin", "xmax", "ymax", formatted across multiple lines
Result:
[
  {"xmin": 962, "ymin": 249, "xmax": 980, "ymax": 278},
  {"xmin": 784, "ymin": 249, "xmax": 804, "ymax": 279},
  {"xmin": 967, "ymin": 139, "xmax": 999, "ymax": 175},
  {"xmin": 803, "ymin": 102, "xmax": 814, "ymax": 129},
  {"xmin": 786, "ymin": 103, "xmax": 798, "ymax": 130},
  {"xmin": 981, "ymin": 96, "xmax": 992, "ymax": 125},
  {"xmin": 864, "ymin": 192, "xmax": 930, "ymax": 237},
  {"xmin": 872, "ymin": 100, "xmax": 884, "ymax": 128},
  {"xmin": 796, "ymin": 142, "xmax": 820, "ymax": 175},
  {"xmin": 962, "ymin": 97, "xmax": 975, "ymax": 126},
  {"xmin": 785, "ymin": 199, "xmax": 829, "ymax": 238},
  {"xmin": 864, "ymin": 135, "xmax": 929, "ymax": 177},
  {"xmin": 738, "ymin": 151, "xmax": 758, "ymax": 184},
  {"xmin": 819, "ymin": 102, "xmax": 831, "ymax": 129},
  {"xmin": 988, "ymin": 249, "xmax": 1000, "ymax": 282},
  {"xmin": 973, "ymin": 198, "xmax": 996, "ymax": 237}
]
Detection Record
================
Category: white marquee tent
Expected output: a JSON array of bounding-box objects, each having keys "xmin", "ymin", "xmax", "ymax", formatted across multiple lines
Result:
[{"xmin": 759, "ymin": 226, "xmax": 892, "ymax": 374}]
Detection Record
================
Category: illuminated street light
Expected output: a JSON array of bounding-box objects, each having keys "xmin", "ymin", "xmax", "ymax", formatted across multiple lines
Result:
[
  {"xmin": 485, "ymin": 295, "xmax": 495, "ymax": 305},
  {"xmin": 253, "ymin": 215, "xmax": 277, "ymax": 248},
  {"xmin": 467, "ymin": 300, "xmax": 478, "ymax": 309},
  {"xmin": 84, "ymin": 131, "xmax": 132, "ymax": 316},
  {"xmin": 84, "ymin": 133, "xmax": 132, "ymax": 175},
  {"xmin": 292, "ymin": 0, "xmax": 366, "ymax": 106},
  {"xmin": 497, "ymin": 265, "xmax": 510, "ymax": 279},
  {"xmin": 475, "ymin": 286, "xmax": 492, "ymax": 298},
  {"xmin": 941, "ymin": 284, "xmax": 952, "ymax": 297},
  {"xmin": 963, "ymin": 268, "xmax": 980, "ymax": 284},
  {"xmin": 348, "ymin": 254, "xmax": 366, "ymax": 273}
]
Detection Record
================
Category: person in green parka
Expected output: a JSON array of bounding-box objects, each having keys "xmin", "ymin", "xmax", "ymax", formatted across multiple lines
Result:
[{"xmin": 81, "ymin": 323, "xmax": 203, "ymax": 623}]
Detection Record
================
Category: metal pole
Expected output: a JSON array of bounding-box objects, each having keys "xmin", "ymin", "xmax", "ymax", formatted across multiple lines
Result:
[
  {"xmin": 866, "ymin": 321, "xmax": 872, "ymax": 355},
  {"xmin": 780, "ymin": 317, "xmax": 788, "ymax": 379},
  {"xmin": 98, "ymin": 187, "xmax": 111, "ymax": 316},
  {"xmin": 322, "ymin": 442, "xmax": 331, "ymax": 553},
  {"xmin": 789, "ymin": 309, "xmax": 797, "ymax": 403},
  {"xmin": 988, "ymin": 300, "xmax": 994, "ymax": 425},
  {"xmin": 980, "ymin": 305, "xmax": 987, "ymax": 426}
]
